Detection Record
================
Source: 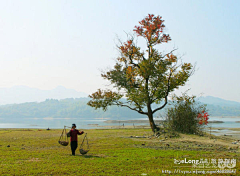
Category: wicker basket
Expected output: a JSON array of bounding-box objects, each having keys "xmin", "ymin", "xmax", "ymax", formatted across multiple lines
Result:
[
  {"xmin": 79, "ymin": 148, "xmax": 89, "ymax": 155},
  {"xmin": 59, "ymin": 141, "xmax": 69, "ymax": 146}
]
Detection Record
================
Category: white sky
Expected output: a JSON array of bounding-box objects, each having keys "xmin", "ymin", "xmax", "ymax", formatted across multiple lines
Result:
[{"xmin": 0, "ymin": 0, "xmax": 239, "ymax": 102}]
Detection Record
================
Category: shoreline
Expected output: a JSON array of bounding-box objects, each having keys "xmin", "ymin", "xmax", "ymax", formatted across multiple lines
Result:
[{"xmin": 104, "ymin": 120, "xmax": 225, "ymax": 124}]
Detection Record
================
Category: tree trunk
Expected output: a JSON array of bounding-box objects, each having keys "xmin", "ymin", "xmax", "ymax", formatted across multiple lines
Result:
[
  {"xmin": 147, "ymin": 109, "xmax": 158, "ymax": 133},
  {"xmin": 147, "ymin": 101, "xmax": 157, "ymax": 133}
]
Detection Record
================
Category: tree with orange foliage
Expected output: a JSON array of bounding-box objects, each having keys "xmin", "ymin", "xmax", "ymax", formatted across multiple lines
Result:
[{"xmin": 88, "ymin": 14, "xmax": 194, "ymax": 132}]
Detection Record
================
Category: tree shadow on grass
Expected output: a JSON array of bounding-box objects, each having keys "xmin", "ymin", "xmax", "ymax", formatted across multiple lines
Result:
[
  {"xmin": 65, "ymin": 153, "xmax": 100, "ymax": 158},
  {"xmin": 78, "ymin": 154, "xmax": 102, "ymax": 158},
  {"xmin": 65, "ymin": 152, "xmax": 106, "ymax": 158}
]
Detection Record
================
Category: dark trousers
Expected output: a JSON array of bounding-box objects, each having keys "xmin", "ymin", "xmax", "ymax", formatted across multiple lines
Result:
[{"xmin": 71, "ymin": 141, "xmax": 78, "ymax": 155}]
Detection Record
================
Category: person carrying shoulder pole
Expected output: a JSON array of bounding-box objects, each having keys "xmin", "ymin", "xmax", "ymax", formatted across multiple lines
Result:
[{"xmin": 68, "ymin": 124, "xmax": 84, "ymax": 156}]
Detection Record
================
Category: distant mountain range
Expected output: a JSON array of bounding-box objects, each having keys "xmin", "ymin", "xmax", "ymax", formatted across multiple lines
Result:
[
  {"xmin": 197, "ymin": 96, "xmax": 240, "ymax": 107},
  {"xmin": 197, "ymin": 96, "xmax": 240, "ymax": 116},
  {"xmin": 0, "ymin": 86, "xmax": 239, "ymax": 117},
  {"xmin": 0, "ymin": 86, "xmax": 87, "ymax": 105},
  {"xmin": 0, "ymin": 85, "xmax": 239, "ymax": 106}
]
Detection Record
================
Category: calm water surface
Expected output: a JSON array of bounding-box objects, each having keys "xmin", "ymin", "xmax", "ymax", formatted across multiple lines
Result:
[{"xmin": 0, "ymin": 116, "xmax": 239, "ymax": 130}]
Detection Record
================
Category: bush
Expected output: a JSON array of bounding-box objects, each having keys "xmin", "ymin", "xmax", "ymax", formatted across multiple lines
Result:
[{"xmin": 166, "ymin": 93, "xmax": 208, "ymax": 135}]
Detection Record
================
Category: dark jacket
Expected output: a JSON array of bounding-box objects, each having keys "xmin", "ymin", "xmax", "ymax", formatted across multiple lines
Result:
[{"xmin": 69, "ymin": 129, "xmax": 83, "ymax": 141}]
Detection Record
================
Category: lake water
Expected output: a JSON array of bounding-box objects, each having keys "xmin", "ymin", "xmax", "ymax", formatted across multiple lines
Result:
[
  {"xmin": 0, "ymin": 117, "xmax": 107, "ymax": 129},
  {"xmin": 0, "ymin": 116, "xmax": 239, "ymax": 130}
]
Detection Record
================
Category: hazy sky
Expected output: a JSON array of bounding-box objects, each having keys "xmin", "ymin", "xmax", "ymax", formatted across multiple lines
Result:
[{"xmin": 0, "ymin": 0, "xmax": 239, "ymax": 102}]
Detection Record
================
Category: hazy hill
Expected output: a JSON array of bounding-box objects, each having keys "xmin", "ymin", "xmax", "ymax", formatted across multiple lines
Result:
[
  {"xmin": 0, "ymin": 98, "xmax": 145, "ymax": 121},
  {"xmin": 0, "ymin": 86, "xmax": 87, "ymax": 105},
  {"xmin": 196, "ymin": 96, "xmax": 240, "ymax": 116},
  {"xmin": 198, "ymin": 96, "xmax": 240, "ymax": 107},
  {"xmin": 0, "ymin": 88, "xmax": 239, "ymax": 119}
]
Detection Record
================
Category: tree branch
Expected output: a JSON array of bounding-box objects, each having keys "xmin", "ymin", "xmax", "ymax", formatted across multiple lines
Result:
[
  {"xmin": 132, "ymin": 100, "xmax": 145, "ymax": 113},
  {"xmin": 152, "ymin": 69, "xmax": 172, "ymax": 114},
  {"xmin": 113, "ymin": 102, "xmax": 148, "ymax": 115},
  {"xmin": 160, "ymin": 49, "xmax": 177, "ymax": 59},
  {"xmin": 129, "ymin": 54, "xmax": 140, "ymax": 69}
]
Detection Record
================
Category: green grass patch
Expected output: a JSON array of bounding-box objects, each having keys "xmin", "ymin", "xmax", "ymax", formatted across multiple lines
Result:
[{"xmin": 0, "ymin": 128, "xmax": 239, "ymax": 175}]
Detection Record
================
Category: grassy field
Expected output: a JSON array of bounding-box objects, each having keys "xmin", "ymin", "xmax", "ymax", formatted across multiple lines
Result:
[{"xmin": 0, "ymin": 128, "xmax": 239, "ymax": 175}]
